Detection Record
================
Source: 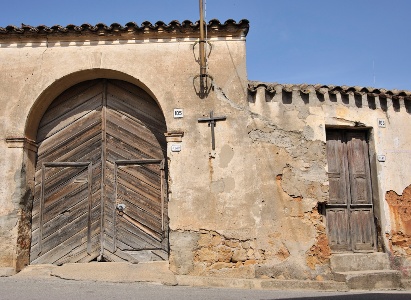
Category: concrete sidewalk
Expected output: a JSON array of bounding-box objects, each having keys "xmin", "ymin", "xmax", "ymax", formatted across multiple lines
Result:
[{"xmin": 1, "ymin": 263, "xmax": 410, "ymax": 291}]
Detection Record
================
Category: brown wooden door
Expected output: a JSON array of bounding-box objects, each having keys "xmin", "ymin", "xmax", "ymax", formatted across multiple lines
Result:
[
  {"xmin": 30, "ymin": 79, "xmax": 167, "ymax": 264},
  {"xmin": 325, "ymin": 129, "xmax": 376, "ymax": 252}
]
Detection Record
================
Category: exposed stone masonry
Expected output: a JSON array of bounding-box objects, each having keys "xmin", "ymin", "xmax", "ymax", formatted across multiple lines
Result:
[
  {"xmin": 192, "ymin": 230, "xmax": 258, "ymax": 278},
  {"xmin": 385, "ymin": 185, "xmax": 411, "ymax": 257}
]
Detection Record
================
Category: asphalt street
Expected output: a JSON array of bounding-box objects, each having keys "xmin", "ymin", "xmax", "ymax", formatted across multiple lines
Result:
[{"xmin": 0, "ymin": 277, "xmax": 410, "ymax": 300}]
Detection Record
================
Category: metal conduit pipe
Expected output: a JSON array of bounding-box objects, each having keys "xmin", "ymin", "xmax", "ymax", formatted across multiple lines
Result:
[{"xmin": 199, "ymin": 0, "xmax": 206, "ymax": 77}]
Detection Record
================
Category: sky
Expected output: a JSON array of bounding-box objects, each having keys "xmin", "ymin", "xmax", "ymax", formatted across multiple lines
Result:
[{"xmin": 1, "ymin": 0, "xmax": 410, "ymax": 91}]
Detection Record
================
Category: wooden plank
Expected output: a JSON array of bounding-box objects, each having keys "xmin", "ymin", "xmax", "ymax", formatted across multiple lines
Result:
[
  {"xmin": 326, "ymin": 130, "xmax": 349, "ymax": 205},
  {"xmin": 32, "ymin": 205, "xmax": 100, "ymax": 257},
  {"xmin": 106, "ymin": 103, "xmax": 167, "ymax": 152},
  {"xmin": 117, "ymin": 166, "xmax": 161, "ymax": 193},
  {"xmin": 350, "ymin": 208, "xmax": 375, "ymax": 251},
  {"xmin": 38, "ymin": 93, "xmax": 103, "ymax": 142},
  {"xmin": 106, "ymin": 138, "xmax": 151, "ymax": 163},
  {"xmin": 100, "ymin": 79, "xmax": 108, "ymax": 259},
  {"xmin": 37, "ymin": 114, "xmax": 102, "ymax": 158},
  {"xmin": 116, "ymin": 183, "xmax": 161, "ymax": 217},
  {"xmin": 106, "ymin": 109, "xmax": 165, "ymax": 155},
  {"xmin": 42, "ymin": 167, "xmax": 89, "ymax": 201},
  {"xmin": 346, "ymin": 131, "xmax": 375, "ymax": 251},
  {"xmin": 106, "ymin": 218, "xmax": 162, "ymax": 250},
  {"xmin": 31, "ymin": 220, "xmax": 100, "ymax": 264},
  {"xmin": 108, "ymin": 80, "xmax": 160, "ymax": 110},
  {"xmin": 326, "ymin": 208, "xmax": 350, "ymax": 251},
  {"xmin": 118, "ymin": 165, "xmax": 161, "ymax": 194},
  {"xmin": 55, "ymin": 231, "xmax": 100, "ymax": 265},
  {"xmin": 119, "ymin": 209, "xmax": 161, "ymax": 238},
  {"xmin": 117, "ymin": 170, "xmax": 161, "ymax": 203},
  {"xmin": 39, "ymin": 82, "xmax": 103, "ymax": 127},
  {"xmin": 116, "ymin": 166, "xmax": 162, "ymax": 233},
  {"xmin": 106, "ymin": 126, "xmax": 164, "ymax": 161},
  {"xmin": 32, "ymin": 190, "xmax": 101, "ymax": 247},
  {"xmin": 160, "ymin": 163, "xmax": 167, "ymax": 233},
  {"xmin": 100, "ymin": 250, "xmax": 127, "ymax": 263},
  {"xmin": 35, "ymin": 134, "xmax": 101, "ymax": 178},
  {"xmin": 40, "ymin": 185, "xmax": 98, "ymax": 242},
  {"xmin": 41, "ymin": 157, "xmax": 100, "ymax": 198},
  {"xmin": 326, "ymin": 130, "xmax": 350, "ymax": 251},
  {"xmin": 346, "ymin": 132, "xmax": 373, "ymax": 205},
  {"xmin": 116, "ymin": 196, "xmax": 162, "ymax": 234},
  {"xmin": 32, "ymin": 166, "xmax": 101, "ymax": 231},
  {"xmin": 106, "ymin": 82, "xmax": 166, "ymax": 131},
  {"xmin": 119, "ymin": 164, "xmax": 161, "ymax": 190},
  {"xmin": 115, "ymin": 227, "xmax": 159, "ymax": 251},
  {"xmin": 107, "ymin": 80, "xmax": 165, "ymax": 124},
  {"xmin": 45, "ymin": 80, "xmax": 101, "ymax": 111},
  {"xmin": 42, "ymin": 182, "xmax": 89, "ymax": 228},
  {"xmin": 117, "ymin": 219, "xmax": 163, "ymax": 247},
  {"xmin": 105, "ymin": 214, "xmax": 162, "ymax": 247}
]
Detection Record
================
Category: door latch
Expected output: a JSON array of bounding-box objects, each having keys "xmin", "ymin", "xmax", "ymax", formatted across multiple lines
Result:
[{"xmin": 116, "ymin": 203, "xmax": 126, "ymax": 212}]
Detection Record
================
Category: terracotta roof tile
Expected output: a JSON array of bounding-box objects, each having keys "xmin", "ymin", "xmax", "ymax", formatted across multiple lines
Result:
[
  {"xmin": 248, "ymin": 81, "xmax": 411, "ymax": 100},
  {"xmin": 0, "ymin": 19, "xmax": 249, "ymax": 39}
]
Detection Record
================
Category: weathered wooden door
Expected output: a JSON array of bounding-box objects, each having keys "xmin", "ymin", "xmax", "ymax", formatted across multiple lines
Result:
[
  {"xmin": 325, "ymin": 129, "xmax": 376, "ymax": 252},
  {"xmin": 30, "ymin": 79, "xmax": 168, "ymax": 264}
]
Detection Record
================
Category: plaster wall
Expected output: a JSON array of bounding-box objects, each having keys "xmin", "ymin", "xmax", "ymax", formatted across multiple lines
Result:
[
  {"xmin": 0, "ymin": 33, "xmax": 410, "ymax": 280},
  {"xmin": 0, "ymin": 36, "xmax": 248, "ymax": 270},
  {"xmin": 243, "ymin": 87, "xmax": 411, "ymax": 278}
]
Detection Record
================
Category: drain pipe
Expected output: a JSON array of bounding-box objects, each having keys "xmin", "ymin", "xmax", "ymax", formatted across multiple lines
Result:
[{"xmin": 199, "ymin": 0, "xmax": 206, "ymax": 77}]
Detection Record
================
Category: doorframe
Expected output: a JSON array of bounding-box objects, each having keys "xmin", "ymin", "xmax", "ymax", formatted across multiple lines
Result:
[{"xmin": 324, "ymin": 126, "xmax": 383, "ymax": 253}]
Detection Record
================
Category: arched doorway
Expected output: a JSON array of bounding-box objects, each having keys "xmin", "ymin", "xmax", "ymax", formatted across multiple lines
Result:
[{"xmin": 30, "ymin": 79, "xmax": 168, "ymax": 264}]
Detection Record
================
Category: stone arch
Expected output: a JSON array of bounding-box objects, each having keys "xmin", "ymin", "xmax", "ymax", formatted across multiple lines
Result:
[{"xmin": 16, "ymin": 70, "xmax": 169, "ymax": 269}]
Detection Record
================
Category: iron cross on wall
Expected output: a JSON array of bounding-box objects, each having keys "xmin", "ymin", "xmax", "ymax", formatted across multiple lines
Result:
[{"xmin": 198, "ymin": 111, "xmax": 226, "ymax": 150}]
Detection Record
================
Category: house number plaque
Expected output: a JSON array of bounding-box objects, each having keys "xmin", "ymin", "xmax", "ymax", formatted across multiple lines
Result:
[{"xmin": 171, "ymin": 144, "xmax": 182, "ymax": 152}]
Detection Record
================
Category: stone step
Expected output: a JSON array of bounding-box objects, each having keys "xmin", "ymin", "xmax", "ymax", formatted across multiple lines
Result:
[
  {"xmin": 330, "ymin": 252, "xmax": 391, "ymax": 272},
  {"xmin": 0, "ymin": 267, "xmax": 15, "ymax": 277},
  {"xmin": 333, "ymin": 270, "xmax": 401, "ymax": 290},
  {"xmin": 401, "ymin": 279, "xmax": 411, "ymax": 290}
]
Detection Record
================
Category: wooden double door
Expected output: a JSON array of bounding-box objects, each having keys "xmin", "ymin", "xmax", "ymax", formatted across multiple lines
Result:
[
  {"xmin": 30, "ymin": 79, "xmax": 168, "ymax": 264},
  {"xmin": 325, "ymin": 129, "xmax": 376, "ymax": 252}
]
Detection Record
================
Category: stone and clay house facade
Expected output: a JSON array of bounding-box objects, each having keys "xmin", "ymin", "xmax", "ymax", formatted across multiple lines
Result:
[{"xmin": 0, "ymin": 20, "xmax": 410, "ymax": 288}]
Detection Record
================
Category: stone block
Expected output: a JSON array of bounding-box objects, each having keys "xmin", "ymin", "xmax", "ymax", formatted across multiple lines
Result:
[
  {"xmin": 216, "ymin": 246, "xmax": 232, "ymax": 262},
  {"xmin": 196, "ymin": 248, "xmax": 218, "ymax": 263},
  {"xmin": 232, "ymin": 249, "xmax": 247, "ymax": 263},
  {"xmin": 330, "ymin": 252, "xmax": 390, "ymax": 273},
  {"xmin": 334, "ymin": 270, "xmax": 401, "ymax": 290},
  {"xmin": 169, "ymin": 231, "xmax": 199, "ymax": 275}
]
